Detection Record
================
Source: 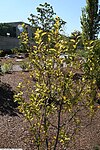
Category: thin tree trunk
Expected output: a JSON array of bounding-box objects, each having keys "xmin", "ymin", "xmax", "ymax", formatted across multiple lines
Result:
[
  {"xmin": 53, "ymin": 104, "xmax": 62, "ymax": 150},
  {"xmin": 44, "ymin": 100, "xmax": 49, "ymax": 150}
]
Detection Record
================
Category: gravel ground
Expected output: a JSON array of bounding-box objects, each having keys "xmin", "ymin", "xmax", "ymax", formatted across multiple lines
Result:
[{"xmin": 0, "ymin": 71, "xmax": 100, "ymax": 150}]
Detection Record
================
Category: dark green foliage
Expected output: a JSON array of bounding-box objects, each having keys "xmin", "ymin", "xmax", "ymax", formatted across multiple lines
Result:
[
  {"xmin": 28, "ymin": 2, "xmax": 66, "ymax": 31},
  {"xmin": 81, "ymin": 0, "xmax": 100, "ymax": 41}
]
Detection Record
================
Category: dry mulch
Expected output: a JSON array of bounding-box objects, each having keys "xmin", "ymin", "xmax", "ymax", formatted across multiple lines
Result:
[{"xmin": 0, "ymin": 71, "xmax": 100, "ymax": 150}]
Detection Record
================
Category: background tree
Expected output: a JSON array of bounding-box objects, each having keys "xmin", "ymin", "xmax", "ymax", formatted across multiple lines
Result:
[
  {"xmin": 81, "ymin": 0, "xmax": 100, "ymax": 41},
  {"xmin": 28, "ymin": 2, "xmax": 66, "ymax": 31},
  {"xmin": 18, "ymin": 2, "xmax": 66, "ymax": 53}
]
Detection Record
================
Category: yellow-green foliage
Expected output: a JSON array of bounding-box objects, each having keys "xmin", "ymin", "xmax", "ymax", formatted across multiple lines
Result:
[
  {"xmin": 83, "ymin": 40, "xmax": 100, "ymax": 102},
  {"xmin": 18, "ymin": 24, "xmax": 29, "ymax": 53},
  {"xmin": 1, "ymin": 63, "xmax": 12, "ymax": 74},
  {"xmin": 14, "ymin": 18, "xmax": 100, "ymax": 149},
  {"xmin": 0, "ymin": 50, "xmax": 3, "ymax": 56}
]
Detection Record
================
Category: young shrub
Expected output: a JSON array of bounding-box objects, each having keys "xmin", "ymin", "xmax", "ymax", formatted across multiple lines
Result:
[
  {"xmin": 14, "ymin": 18, "xmax": 98, "ymax": 150},
  {"xmin": 1, "ymin": 63, "xmax": 12, "ymax": 74},
  {"xmin": 20, "ymin": 61, "xmax": 29, "ymax": 71}
]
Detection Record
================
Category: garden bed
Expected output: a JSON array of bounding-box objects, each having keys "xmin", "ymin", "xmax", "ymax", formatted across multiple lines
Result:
[{"xmin": 0, "ymin": 64, "xmax": 100, "ymax": 150}]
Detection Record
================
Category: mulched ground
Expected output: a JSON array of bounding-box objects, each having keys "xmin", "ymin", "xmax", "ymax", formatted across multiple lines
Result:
[
  {"xmin": 0, "ymin": 72, "xmax": 34, "ymax": 150},
  {"xmin": 0, "ymin": 71, "xmax": 100, "ymax": 150}
]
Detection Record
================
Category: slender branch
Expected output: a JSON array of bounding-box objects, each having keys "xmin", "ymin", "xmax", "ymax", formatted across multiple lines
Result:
[
  {"xmin": 61, "ymin": 108, "xmax": 81, "ymax": 128},
  {"xmin": 53, "ymin": 104, "xmax": 62, "ymax": 150},
  {"xmin": 44, "ymin": 100, "xmax": 49, "ymax": 150},
  {"xmin": 47, "ymin": 119, "xmax": 58, "ymax": 129}
]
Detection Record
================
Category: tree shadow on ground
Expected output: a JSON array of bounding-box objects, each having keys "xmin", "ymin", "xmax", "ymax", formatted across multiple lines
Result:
[{"xmin": 0, "ymin": 82, "xmax": 20, "ymax": 116}]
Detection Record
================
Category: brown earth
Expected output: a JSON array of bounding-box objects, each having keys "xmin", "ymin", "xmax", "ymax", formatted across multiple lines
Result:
[{"xmin": 0, "ymin": 71, "xmax": 100, "ymax": 150}]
